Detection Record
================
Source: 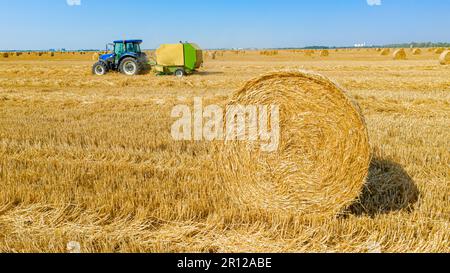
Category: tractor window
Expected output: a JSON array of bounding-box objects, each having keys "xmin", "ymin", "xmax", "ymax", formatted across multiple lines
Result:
[
  {"xmin": 114, "ymin": 43, "xmax": 125, "ymax": 55},
  {"xmin": 126, "ymin": 43, "xmax": 141, "ymax": 53}
]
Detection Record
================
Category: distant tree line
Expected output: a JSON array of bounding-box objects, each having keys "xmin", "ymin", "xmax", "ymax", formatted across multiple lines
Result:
[
  {"xmin": 373, "ymin": 42, "xmax": 450, "ymax": 48},
  {"xmin": 274, "ymin": 42, "xmax": 450, "ymax": 50},
  {"xmin": 302, "ymin": 46, "xmax": 330, "ymax": 49}
]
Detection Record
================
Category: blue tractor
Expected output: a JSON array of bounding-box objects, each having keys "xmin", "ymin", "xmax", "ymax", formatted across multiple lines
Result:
[{"xmin": 92, "ymin": 40, "xmax": 148, "ymax": 76}]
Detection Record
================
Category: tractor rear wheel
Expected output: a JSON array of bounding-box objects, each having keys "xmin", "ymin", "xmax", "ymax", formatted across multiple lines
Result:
[
  {"xmin": 119, "ymin": 57, "xmax": 142, "ymax": 76},
  {"xmin": 92, "ymin": 62, "xmax": 108, "ymax": 76},
  {"xmin": 174, "ymin": 69, "xmax": 185, "ymax": 78}
]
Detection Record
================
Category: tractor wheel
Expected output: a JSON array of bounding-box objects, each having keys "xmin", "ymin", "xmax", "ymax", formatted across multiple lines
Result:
[
  {"xmin": 119, "ymin": 57, "xmax": 142, "ymax": 76},
  {"xmin": 174, "ymin": 69, "xmax": 185, "ymax": 78},
  {"xmin": 92, "ymin": 62, "xmax": 108, "ymax": 76}
]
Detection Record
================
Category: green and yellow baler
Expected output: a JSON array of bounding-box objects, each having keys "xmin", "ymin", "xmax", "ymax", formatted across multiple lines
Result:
[{"xmin": 152, "ymin": 43, "xmax": 203, "ymax": 77}]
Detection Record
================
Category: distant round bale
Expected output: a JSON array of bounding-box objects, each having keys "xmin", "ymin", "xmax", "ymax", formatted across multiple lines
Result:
[
  {"xmin": 439, "ymin": 50, "xmax": 450, "ymax": 65},
  {"xmin": 320, "ymin": 49, "xmax": 329, "ymax": 57},
  {"xmin": 435, "ymin": 48, "xmax": 445, "ymax": 54},
  {"xmin": 1, "ymin": 52, "xmax": 9, "ymax": 58},
  {"xmin": 217, "ymin": 71, "xmax": 371, "ymax": 216},
  {"xmin": 380, "ymin": 48, "xmax": 390, "ymax": 56},
  {"xmin": 393, "ymin": 49, "xmax": 407, "ymax": 60},
  {"xmin": 412, "ymin": 48, "xmax": 422, "ymax": 55},
  {"xmin": 92, "ymin": 52, "xmax": 100, "ymax": 61},
  {"xmin": 304, "ymin": 50, "xmax": 314, "ymax": 56}
]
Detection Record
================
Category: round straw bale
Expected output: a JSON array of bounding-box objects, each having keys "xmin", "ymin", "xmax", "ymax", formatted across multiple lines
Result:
[
  {"xmin": 393, "ymin": 49, "xmax": 407, "ymax": 60},
  {"xmin": 380, "ymin": 48, "xmax": 390, "ymax": 56},
  {"xmin": 412, "ymin": 48, "xmax": 422, "ymax": 55},
  {"xmin": 92, "ymin": 52, "xmax": 100, "ymax": 61},
  {"xmin": 1, "ymin": 52, "xmax": 8, "ymax": 58},
  {"xmin": 304, "ymin": 50, "xmax": 313, "ymax": 56},
  {"xmin": 435, "ymin": 48, "xmax": 445, "ymax": 54},
  {"xmin": 320, "ymin": 49, "xmax": 329, "ymax": 57},
  {"xmin": 216, "ymin": 71, "xmax": 371, "ymax": 216},
  {"xmin": 439, "ymin": 50, "xmax": 450, "ymax": 65}
]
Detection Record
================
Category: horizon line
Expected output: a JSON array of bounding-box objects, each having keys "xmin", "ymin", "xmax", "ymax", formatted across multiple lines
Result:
[{"xmin": 1, "ymin": 41, "xmax": 450, "ymax": 52}]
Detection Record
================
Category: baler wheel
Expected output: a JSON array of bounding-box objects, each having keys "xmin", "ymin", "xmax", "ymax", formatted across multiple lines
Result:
[{"xmin": 175, "ymin": 69, "xmax": 185, "ymax": 78}]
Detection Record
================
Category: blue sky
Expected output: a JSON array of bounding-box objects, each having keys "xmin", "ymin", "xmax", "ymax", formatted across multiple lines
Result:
[{"xmin": 1, "ymin": 0, "xmax": 449, "ymax": 50}]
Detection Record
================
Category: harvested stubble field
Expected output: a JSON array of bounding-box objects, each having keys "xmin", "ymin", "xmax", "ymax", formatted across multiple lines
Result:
[{"xmin": 0, "ymin": 49, "xmax": 449, "ymax": 253}]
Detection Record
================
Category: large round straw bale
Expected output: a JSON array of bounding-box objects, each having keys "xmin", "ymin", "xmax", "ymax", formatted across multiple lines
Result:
[
  {"xmin": 393, "ymin": 49, "xmax": 407, "ymax": 60},
  {"xmin": 320, "ymin": 49, "xmax": 329, "ymax": 57},
  {"xmin": 1, "ymin": 52, "xmax": 8, "ymax": 58},
  {"xmin": 380, "ymin": 48, "xmax": 390, "ymax": 56},
  {"xmin": 217, "ymin": 71, "xmax": 371, "ymax": 216},
  {"xmin": 439, "ymin": 50, "xmax": 450, "ymax": 65}
]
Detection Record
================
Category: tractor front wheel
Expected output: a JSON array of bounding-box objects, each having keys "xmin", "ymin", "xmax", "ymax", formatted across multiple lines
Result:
[
  {"xmin": 92, "ymin": 62, "xmax": 108, "ymax": 76},
  {"xmin": 119, "ymin": 58, "xmax": 142, "ymax": 76}
]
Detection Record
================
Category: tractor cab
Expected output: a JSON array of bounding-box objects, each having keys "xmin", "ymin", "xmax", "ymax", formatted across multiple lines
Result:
[
  {"xmin": 111, "ymin": 40, "xmax": 142, "ymax": 61},
  {"xmin": 93, "ymin": 40, "xmax": 148, "ymax": 76}
]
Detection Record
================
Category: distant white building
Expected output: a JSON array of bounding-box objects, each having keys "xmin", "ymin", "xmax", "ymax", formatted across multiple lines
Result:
[{"xmin": 354, "ymin": 43, "xmax": 367, "ymax": 48}]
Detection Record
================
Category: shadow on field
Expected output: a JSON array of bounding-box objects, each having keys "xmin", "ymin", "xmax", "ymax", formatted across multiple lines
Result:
[
  {"xmin": 197, "ymin": 71, "xmax": 224, "ymax": 76},
  {"xmin": 349, "ymin": 158, "xmax": 420, "ymax": 217}
]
